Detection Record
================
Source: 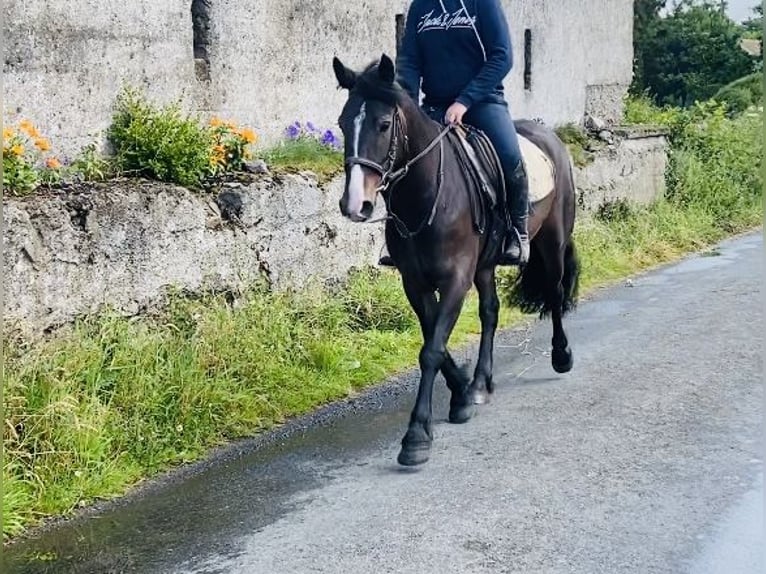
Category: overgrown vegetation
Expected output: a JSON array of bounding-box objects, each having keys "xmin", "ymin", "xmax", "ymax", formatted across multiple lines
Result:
[
  {"xmin": 713, "ymin": 73, "xmax": 763, "ymax": 116},
  {"xmin": 553, "ymin": 123, "xmax": 595, "ymax": 167},
  {"xmin": 3, "ymin": 92, "xmax": 761, "ymax": 540}
]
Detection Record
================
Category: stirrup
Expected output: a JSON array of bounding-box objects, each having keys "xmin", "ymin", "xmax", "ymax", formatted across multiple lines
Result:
[{"xmin": 498, "ymin": 228, "xmax": 529, "ymax": 266}]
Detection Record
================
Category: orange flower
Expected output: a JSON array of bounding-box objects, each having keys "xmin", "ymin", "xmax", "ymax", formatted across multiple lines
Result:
[
  {"xmin": 45, "ymin": 157, "xmax": 62, "ymax": 169},
  {"xmin": 3, "ymin": 127, "xmax": 14, "ymax": 141},
  {"xmin": 19, "ymin": 119, "xmax": 39, "ymax": 138},
  {"xmin": 213, "ymin": 144, "xmax": 226, "ymax": 154},
  {"xmin": 239, "ymin": 128, "xmax": 257, "ymax": 144},
  {"xmin": 34, "ymin": 138, "xmax": 51, "ymax": 152},
  {"xmin": 209, "ymin": 117, "xmax": 223, "ymax": 127}
]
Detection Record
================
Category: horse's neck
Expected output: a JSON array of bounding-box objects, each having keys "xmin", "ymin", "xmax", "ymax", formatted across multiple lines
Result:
[
  {"xmin": 384, "ymin": 110, "xmax": 449, "ymax": 232},
  {"xmin": 400, "ymin": 108, "xmax": 443, "ymax": 189}
]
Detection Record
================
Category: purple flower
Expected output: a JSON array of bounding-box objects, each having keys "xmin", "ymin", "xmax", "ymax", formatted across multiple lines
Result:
[
  {"xmin": 320, "ymin": 129, "xmax": 341, "ymax": 149},
  {"xmin": 285, "ymin": 122, "xmax": 301, "ymax": 140},
  {"xmin": 306, "ymin": 121, "xmax": 319, "ymax": 133}
]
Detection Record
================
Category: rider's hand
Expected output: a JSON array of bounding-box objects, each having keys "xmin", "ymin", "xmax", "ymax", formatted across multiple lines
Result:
[{"xmin": 445, "ymin": 102, "xmax": 468, "ymax": 125}]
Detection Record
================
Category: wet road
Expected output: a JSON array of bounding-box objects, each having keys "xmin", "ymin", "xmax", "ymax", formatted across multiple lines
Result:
[{"xmin": 3, "ymin": 233, "xmax": 763, "ymax": 574}]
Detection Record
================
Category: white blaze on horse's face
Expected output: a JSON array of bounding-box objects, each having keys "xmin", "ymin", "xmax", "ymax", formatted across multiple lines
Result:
[
  {"xmin": 341, "ymin": 101, "xmax": 382, "ymax": 222},
  {"xmin": 346, "ymin": 102, "xmax": 367, "ymax": 220}
]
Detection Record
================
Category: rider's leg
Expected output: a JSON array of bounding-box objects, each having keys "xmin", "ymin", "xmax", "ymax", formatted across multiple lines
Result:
[{"xmin": 463, "ymin": 101, "xmax": 529, "ymax": 266}]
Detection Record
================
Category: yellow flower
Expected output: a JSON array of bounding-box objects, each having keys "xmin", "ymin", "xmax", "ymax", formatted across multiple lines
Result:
[
  {"xmin": 34, "ymin": 138, "xmax": 51, "ymax": 152},
  {"xmin": 19, "ymin": 119, "xmax": 39, "ymax": 138},
  {"xmin": 3, "ymin": 127, "xmax": 14, "ymax": 141},
  {"xmin": 45, "ymin": 157, "xmax": 62, "ymax": 169},
  {"xmin": 213, "ymin": 144, "xmax": 226, "ymax": 154},
  {"xmin": 239, "ymin": 128, "xmax": 257, "ymax": 144},
  {"xmin": 224, "ymin": 121, "xmax": 236, "ymax": 130},
  {"xmin": 10, "ymin": 143, "xmax": 24, "ymax": 156},
  {"xmin": 209, "ymin": 117, "xmax": 223, "ymax": 127}
]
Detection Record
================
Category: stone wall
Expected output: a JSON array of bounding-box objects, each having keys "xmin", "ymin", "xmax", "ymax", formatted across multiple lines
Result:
[
  {"xmin": 574, "ymin": 128, "xmax": 669, "ymax": 211},
  {"xmin": 3, "ymin": 0, "xmax": 633, "ymax": 158},
  {"xmin": 3, "ymin": 130, "xmax": 668, "ymax": 336},
  {"xmin": 3, "ymin": 175, "xmax": 385, "ymax": 335}
]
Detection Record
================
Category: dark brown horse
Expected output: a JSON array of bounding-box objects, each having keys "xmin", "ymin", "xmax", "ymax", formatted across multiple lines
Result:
[{"xmin": 333, "ymin": 54, "xmax": 579, "ymax": 466}]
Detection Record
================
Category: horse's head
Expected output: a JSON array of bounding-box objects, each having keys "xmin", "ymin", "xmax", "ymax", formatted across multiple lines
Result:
[{"xmin": 333, "ymin": 54, "xmax": 406, "ymax": 222}]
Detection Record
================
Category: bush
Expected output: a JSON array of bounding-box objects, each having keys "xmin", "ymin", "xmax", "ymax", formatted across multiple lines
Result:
[
  {"xmin": 107, "ymin": 88, "xmax": 213, "ymax": 187},
  {"xmin": 713, "ymin": 73, "xmax": 763, "ymax": 116}
]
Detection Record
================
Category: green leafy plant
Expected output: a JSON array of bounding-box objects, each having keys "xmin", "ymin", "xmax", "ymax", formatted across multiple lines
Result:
[
  {"xmin": 71, "ymin": 143, "xmax": 114, "ymax": 182},
  {"xmin": 107, "ymin": 88, "xmax": 213, "ymax": 187}
]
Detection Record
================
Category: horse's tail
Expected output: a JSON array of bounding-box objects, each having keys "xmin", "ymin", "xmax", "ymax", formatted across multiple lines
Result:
[{"xmin": 506, "ymin": 238, "xmax": 580, "ymax": 318}]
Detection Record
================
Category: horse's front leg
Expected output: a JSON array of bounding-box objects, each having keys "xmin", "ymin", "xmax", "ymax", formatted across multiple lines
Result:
[
  {"xmin": 398, "ymin": 279, "xmax": 471, "ymax": 466},
  {"xmin": 401, "ymin": 278, "xmax": 474, "ymax": 428},
  {"xmin": 469, "ymin": 267, "xmax": 500, "ymax": 404}
]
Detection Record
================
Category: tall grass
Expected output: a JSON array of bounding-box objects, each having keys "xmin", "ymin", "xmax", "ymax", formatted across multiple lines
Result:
[{"xmin": 3, "ymin": 100, "xmax": 761, "ymax": 541}]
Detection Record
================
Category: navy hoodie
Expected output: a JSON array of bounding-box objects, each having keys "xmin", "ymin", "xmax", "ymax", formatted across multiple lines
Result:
[{"xmin": 396, "ymin": 0, "xmax": 513, "ymax": 109}]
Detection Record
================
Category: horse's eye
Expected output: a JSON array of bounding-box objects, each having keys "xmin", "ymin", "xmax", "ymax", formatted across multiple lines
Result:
[{"xmin": 379, "ymin": 120, "xmax": 392, "ymax": 133}]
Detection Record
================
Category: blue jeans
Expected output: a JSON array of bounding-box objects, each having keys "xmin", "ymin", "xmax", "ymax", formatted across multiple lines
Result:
[{"xmin": 423, "ymin": 101, "xmax": 524, "ymax": 190}]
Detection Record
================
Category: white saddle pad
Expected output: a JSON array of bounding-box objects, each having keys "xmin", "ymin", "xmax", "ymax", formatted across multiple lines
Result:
[{"xmin": 518, "ymin": 135, "xmax": 556, "ymax": 203}]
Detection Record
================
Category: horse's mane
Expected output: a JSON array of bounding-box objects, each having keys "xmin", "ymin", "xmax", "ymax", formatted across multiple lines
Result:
[{"xmin": 353, "ymin": 61, "xmax": 412, "ymax": 108}]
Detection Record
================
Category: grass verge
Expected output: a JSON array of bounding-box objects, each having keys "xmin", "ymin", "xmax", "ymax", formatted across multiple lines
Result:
[{"xmin": 3, "ymin": 102, "xmax": 761, "ymax": 542}]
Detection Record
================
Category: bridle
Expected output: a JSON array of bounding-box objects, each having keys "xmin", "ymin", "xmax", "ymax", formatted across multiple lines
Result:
[{"xmin": 343, "ymin": 104, "xmax": 454, "ymax": 238}]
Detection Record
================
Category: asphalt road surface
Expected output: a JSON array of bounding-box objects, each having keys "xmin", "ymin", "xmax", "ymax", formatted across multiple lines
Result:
[{"xmin": 3, "ymin": 233, "xmax": 763, "ymax": 574}]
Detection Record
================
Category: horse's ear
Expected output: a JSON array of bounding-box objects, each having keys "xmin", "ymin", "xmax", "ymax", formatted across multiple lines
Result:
[
  {"xmin": 333, "ymin": 57, "xmax": 357, "ymax": 90},
  {"xmin": 378, "ymin": 53, "xmax": 395, "ymax": 84}
]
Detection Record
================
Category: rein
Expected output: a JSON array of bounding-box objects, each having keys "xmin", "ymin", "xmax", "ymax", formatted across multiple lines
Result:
[{"xmin": 345, "ymin": 109, "xmax": 454, "ymax": 239}]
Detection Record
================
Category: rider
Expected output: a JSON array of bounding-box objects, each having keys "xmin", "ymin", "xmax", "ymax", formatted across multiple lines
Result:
[{"xmin": 380, "ymin": 0, "xmax": 530, "ymax": 267}]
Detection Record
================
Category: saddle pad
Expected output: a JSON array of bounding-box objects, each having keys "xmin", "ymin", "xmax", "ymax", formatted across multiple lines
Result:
[{"xmin": 518, "ymin": 134, "xmax": 556, "ymax": 203}]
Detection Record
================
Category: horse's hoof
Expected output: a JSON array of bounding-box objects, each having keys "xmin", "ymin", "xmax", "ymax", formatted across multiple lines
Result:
[
  {"xmin": 397, "ymin": 443, "xmax": 431, "ymax": 466},
  {"xmin": 449, "ymin": 403, "xmax": 475, "ymax": 424},
  {"xmin": 471, "ymin": 389, "xmax": 490, "ymax": 405},
  {"xmin": 552, "ymin": 347, "xmax": 574, "ymax": 374}
]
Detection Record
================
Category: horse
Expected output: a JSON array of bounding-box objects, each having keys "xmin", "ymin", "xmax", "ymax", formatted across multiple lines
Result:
[{"xmin": 332, "ymin": 54, "xmax": 579, "ymax": 466}]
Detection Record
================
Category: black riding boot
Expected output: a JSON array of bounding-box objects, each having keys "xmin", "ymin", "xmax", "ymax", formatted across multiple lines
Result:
[{"xmin": 498, "ymin": 160, "xmax": 530, "ymax": 266}]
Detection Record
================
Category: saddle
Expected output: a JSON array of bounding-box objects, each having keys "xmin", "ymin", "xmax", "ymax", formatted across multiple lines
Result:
[{"xmin": 447, "ymin": 125, "xmax": 506, "ymax": 235}]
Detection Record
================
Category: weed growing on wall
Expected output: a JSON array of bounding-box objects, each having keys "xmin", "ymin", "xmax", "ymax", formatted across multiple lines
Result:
[
  {"xmin": 107, "ymin": 88, "xmax": 214, "ymax": 187},
  {"xmin": 2, "ymin": 121, "xmax": 62, "ymax": 195},
  {"xmin": 257, "ymin": 120, "xmax": 344, "ymax": 182}
]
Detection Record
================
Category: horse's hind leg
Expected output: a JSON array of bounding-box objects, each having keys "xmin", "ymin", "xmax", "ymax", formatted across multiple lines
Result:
[
  {"xmin": 469, "ymin": 267, "xmax": 500, "ymax": 404},
  {"xmin": 399, "ymin": 278, "xmax": 472, "ymax": 466},
  {"xmin": 539, "ymin": 239, "xmax": 573, "ymax": 373}
]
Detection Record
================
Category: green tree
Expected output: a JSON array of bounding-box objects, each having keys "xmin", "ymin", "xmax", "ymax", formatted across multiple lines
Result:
[
  {"xmin": 632, "ymin": 0, "xmax": 755, "ymax": 107},
  {"xmin": 631, "ymin": 0, "xmax": 667, "ymax": 93}
]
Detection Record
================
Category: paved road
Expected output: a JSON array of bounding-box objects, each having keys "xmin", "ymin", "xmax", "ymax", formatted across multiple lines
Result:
[{"xmin": 4, "ymin": 233, "xmax": 763, "ymax": 574}]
